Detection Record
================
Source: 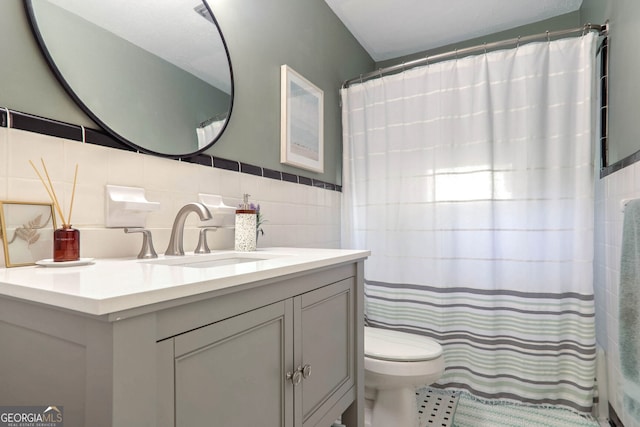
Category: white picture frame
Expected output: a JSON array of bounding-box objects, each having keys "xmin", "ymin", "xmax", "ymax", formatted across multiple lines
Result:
[{"xmin": 280, "ymin": 65, "xmax": 324, "ymax": 173}]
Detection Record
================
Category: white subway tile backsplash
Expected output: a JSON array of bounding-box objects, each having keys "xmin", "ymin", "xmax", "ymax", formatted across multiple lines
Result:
[
  {"xmin": 7, "ymin": 177, "xmax": 52, "ymax": 203},
  {"xmin": 0, "ymin": 129, "xmax": 342, "ymax": 261},
  {"xmin": 69, "ymin": 184, "xmax": 105, "ymax": 227},
  {"xmin": 217, "ymin": 168, "xmax": 243, "ymax": 198},
  {"xmin": 196, "ymin": 165, "xmax": 223, "ymax": 195},
  {"xmin": 63, "ymin": 140, "xmax": 109, "ymax": 185},
  {"xmin": 0, "ymin": 178, "xmax": 6, "ymax": 201},
  {"xmin": 106, "ymin": 149, "xmax": 145, "ymax": 184},
  {"xmin": 142, "ymin": 155, "xmax": 196, "ymax": 193}
]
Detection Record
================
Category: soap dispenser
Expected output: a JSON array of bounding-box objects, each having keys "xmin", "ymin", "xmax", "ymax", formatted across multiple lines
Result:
[{"xmin": 234, "ymin": 194, "xmax": 257, "ymax": 251}]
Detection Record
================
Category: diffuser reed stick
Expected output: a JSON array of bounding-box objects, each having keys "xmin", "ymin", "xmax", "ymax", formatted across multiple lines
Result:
[
  {"xmin": 29, "ymin": 159, "xmax": 67, "ymax": 225},
  {"xmin": 29, "ymin": 159, "xmax": 79, "ymax": 227},
  {"xmin": 40, "ymin": 158, "xmax": 66, "ymax": 224},
  {"xmin": 67, "ymin": 164, "xmax": 79, "ymax": 226}
]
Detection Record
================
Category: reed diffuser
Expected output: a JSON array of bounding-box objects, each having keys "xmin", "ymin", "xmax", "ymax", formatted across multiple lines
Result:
[{"xmin": 30, "ymin": 159, "xmax": 80, "ymax": 262}]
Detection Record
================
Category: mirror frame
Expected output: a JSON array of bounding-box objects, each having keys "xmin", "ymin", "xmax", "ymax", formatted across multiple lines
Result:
[{"xmin": 24, "ymin": 0, "xmax": 234, "ymax": 159}]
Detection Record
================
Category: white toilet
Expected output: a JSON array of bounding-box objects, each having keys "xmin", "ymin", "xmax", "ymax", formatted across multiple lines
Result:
[{"xmin": 364, "ymin": 326, "xmax": 445, "ymax": 427}]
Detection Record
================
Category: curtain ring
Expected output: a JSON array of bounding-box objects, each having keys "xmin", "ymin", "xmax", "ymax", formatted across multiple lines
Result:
[
  {"xmin": 455, "ymin": 48, "xmax": 458, "ymax": 59},
  {"xmin": 378, "ymin": 68, "xmax": 383, "ymax": 78},
  {"xmin": 483, "ymin": 42, "xmax": 487, "ymax": 54},
  {"xmin": 401, "ymin": 62, "xmax": 406, "ymax": 71},
  {"xmin": 546, "ymin": 30, "xmax": 551, "ymax": 42},
  {"xmin": 516, "ymin": 36, "xmax": 521, "ymax": 48},
  {"xmin": 425, "ymin": 55, "xmax": 429, "ymax": 66},
  {"xmin": 359, "ymin": 74, "xmax": 363, "ymax": 84}
]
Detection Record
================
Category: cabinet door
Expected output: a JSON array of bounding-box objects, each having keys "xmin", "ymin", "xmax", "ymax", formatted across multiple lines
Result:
[
  {"xmin": 297, "ymin": 278, "xmax": 355, "ymax": 426},
  {"xmin": 172, "ymin": 300, "xmax": 294, "ymax": 427}
]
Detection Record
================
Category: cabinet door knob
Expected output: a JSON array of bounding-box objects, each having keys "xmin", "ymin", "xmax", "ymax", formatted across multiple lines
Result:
[
  {"xmin": 286, "ymin": 368, "xmax": 303, "ymax": 386},
  {"xmin": 301, "ymin": 364, "xmax": 311, "ymax": 379}
]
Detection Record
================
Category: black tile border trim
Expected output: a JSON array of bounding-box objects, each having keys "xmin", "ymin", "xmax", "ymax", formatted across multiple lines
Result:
[
  {"xmin": 85, "ymin": 127, "xmax": 133, "ymax": 152},
  {"xmin": 601, "ymin": 148, "xmax": 640, "ymax": 179},
  {"xmin": 213, "ymin": 157, "xmax": 240, "ymax": 172},
  {"xmin": 263, "ymin": 167, "xmax": 282, "ymax": 180},
  {"xmin": 1, "ymin": 108, "xmax": 341, "ymax": 192},
  {"xmin": 282, "ymin": 172, "xmax": 298, "ymax": 183},
  {"xmin": 11, "ymin": 110, "xmax": 82, "ymax": 141},
  {"xmin": 240, "ymin": 162, "xmax": 262, "ymax": 176},
  {"xmin": 299, "ymin": 176, "xmax": 313, "ymax": 186}
]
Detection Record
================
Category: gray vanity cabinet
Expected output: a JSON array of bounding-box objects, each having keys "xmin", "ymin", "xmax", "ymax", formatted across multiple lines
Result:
[
  {"xmin": 159, "ymin": 277, "xmax": 356, "ymax": 427},
  {"xmin": 0, "ymin": 260, "xmax": 365, "ymax": 427}
]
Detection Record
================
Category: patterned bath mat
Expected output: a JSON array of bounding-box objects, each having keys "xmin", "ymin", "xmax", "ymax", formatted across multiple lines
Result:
[
  {"xmin": 416, "ymin": 387, "xmax": 460, "ymax": 427},
  {"xmin": 416, "ymin": 387, "xmax": 599, "ymax": 427}
]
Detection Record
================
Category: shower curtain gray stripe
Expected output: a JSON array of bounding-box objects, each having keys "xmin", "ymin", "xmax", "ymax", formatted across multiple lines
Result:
[
  {"xmin": 366, "ymin": 280, "xmax": 596, "ymax": 300},
  {"xmin": 365, "ymin": 280, "xmax": 596, "ymax": 413},
  {"xmin": 370, "ymin": 301, "xmax": 593, "ymax": 317}
]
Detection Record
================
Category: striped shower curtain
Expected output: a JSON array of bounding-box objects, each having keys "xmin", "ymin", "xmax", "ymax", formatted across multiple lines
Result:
[{"xmin": 341, "ymin": 33, "xmax": 597, "ymax": 413}]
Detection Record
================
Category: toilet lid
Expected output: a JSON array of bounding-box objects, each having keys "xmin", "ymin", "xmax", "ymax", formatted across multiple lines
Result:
[{"xmin": 364, "ymin": 326, "xmax": 442, "ymax": 362}]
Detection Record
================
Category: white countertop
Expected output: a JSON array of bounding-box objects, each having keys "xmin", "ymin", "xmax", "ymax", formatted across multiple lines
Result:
[{"xmin": 0, "ymin": 247, "xmax": 369, "ymax": 316}]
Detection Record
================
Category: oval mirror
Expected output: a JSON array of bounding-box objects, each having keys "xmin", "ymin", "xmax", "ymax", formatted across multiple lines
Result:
[{"xmin": 25, "ymin": 0, "xmax": 234, "ymax": 158}]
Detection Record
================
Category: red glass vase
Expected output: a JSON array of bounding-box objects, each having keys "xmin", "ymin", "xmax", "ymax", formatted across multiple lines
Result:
[{"xmin": 54, "ymin": 225, "xmax": 80, "ymax": 262}]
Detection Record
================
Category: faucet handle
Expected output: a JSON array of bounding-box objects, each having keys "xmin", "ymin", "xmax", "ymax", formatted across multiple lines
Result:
[
  {"xmin": 195, "ymin": 227, "xmax": 218, "ymax": 254},
  {"xmin": 124, "ymin": 228, "xmax": 158, "ymax": 259}
]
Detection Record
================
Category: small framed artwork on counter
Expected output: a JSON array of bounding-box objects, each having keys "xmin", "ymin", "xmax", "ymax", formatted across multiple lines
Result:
[{"xmin": 0, "ymin": 201, "xmax": 56, "ymax": 267}]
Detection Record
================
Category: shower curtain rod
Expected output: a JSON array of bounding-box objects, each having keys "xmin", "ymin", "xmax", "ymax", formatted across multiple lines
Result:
[{"xmin": 342, "ymin": 22, "xmax": 608, "ymax": 88}]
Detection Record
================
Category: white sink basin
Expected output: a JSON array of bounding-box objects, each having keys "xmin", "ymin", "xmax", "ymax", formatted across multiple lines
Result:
[{"xmin": 141, "ymin": 252, "xmax": 281, "ymax": 269}]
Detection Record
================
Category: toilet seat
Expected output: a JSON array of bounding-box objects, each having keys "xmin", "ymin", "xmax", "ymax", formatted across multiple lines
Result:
[
  {"xmin": 363, "ymin": 327, "xmax": 445, "ymax": 427},
  {"xmin": 365, "ymin": 326, "xmax": 442, "ymax": 362}
]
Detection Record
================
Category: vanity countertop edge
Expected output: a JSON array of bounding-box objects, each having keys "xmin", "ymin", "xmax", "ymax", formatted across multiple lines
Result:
[{"xmin": 0, "ymin": 247, "xmax": 370, "ymax": 316}]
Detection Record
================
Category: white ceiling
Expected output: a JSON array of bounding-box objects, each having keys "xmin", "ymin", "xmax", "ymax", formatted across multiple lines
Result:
[{"xmin": 323, "ymin": 0, "xmax": 583, "ymax": 62}]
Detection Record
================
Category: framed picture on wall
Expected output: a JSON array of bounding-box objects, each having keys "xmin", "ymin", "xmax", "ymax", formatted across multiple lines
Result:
[
  {"xmin": 280, "ymin": 65, "xmax": 324, "ymax": 173},
  {"xmin": 0, "ymin": 201, "xmax": 56, "ymax": 267}
]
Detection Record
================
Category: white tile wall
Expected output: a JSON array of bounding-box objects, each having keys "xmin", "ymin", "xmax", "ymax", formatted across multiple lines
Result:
[
  {"xmin": 595, "ymin": 161, "xmax": 640, "ymax": 427},
  {"xmin": 0, "ymin": 128, "xmax": 342, "ymax": 265}
]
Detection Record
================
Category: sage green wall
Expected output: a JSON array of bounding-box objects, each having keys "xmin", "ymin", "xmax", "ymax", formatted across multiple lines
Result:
[
  {"xmin": 582, "ymin": 0, "xmax": 640, "ymax": 166},
  {"xmin": 0, "ymin": 1, "xmax": 92, "ymax": 125},
  {"xmin": 0, "ymin": 0, "xmax": 373, "ymax": 185}
]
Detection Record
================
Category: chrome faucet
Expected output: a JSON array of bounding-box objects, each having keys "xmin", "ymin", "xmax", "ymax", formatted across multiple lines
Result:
[{"xmin": 165, "ymin": 202, "xmax": 212, "ymax": 256}]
